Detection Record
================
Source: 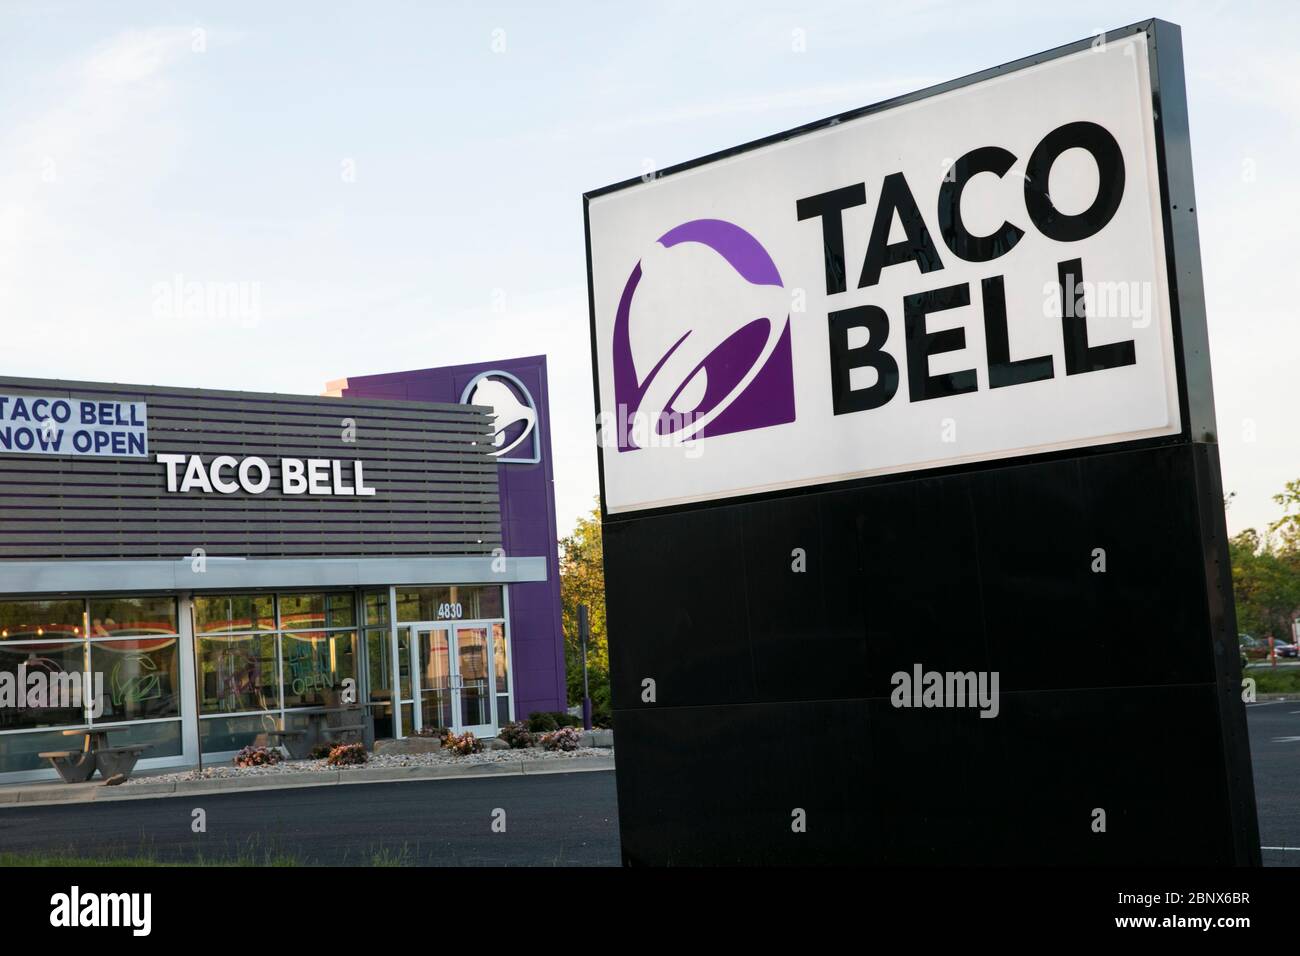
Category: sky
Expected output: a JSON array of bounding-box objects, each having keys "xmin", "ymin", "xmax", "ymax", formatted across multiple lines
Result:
[{"xmin": 0, "ymin": 0, "xmax": 1296, "ymax": 539}]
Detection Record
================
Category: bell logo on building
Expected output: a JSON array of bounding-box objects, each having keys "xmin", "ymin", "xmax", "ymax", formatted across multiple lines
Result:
[
  {"xmin": 461, "ymin": 371, "xmax": 540, "ymax": 463},
  {"xmin": 611, "ymin": 218, "xmax": 795, "ymax": 452}
]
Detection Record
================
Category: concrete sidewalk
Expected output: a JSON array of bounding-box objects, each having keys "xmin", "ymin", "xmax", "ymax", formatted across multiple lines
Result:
[{"xmin": 0, "ymin": 754, "xmax": 616, "ymax": 809}]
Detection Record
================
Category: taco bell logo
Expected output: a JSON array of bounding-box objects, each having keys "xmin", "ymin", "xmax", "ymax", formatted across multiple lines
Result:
[
  {"xmin": 611, "ymin": 218, "xmax": 795, "ymax": 452},
  {"xmin": 460, "ymin": 370, "xmax": 541, "ymax": 464}
]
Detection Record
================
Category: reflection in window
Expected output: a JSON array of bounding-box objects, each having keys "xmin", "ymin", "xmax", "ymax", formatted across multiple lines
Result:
[
  {"xmin": 91, "ymin": 638, "xmax": 180, "ymax": 722},
  {"xmin": 0, "ymin": 599, "xmax": 84, "ymax": 641},
  {"xmin": 282, "ymin": 631, "xmax": 357, "ymax": 708},
  {"xmin": 88, "ymin": 597, "xmax": 177, "ymax": 637},
  {"xmin": 365, "ymin": 627, "xmax": 393, "ymax": 705},
  {"xmin": 396, "ymin": 626, "xmax": 412, "ymax": 700},
  {"xmin": 280, "ymin": 592, "xmax": 355, "ymax": 630},
  {"xmin": 368, "ymin": 702, "xmax": 395, "ymax": 740},
  {"xmin": 0, "ymin": 728, "xmax": 87, "ymax": 774},
  {"xmin": 194, "ymin": 594, "xmax": 276, "ymax": 634},
  {"xmin": 0, "ymin": 641, "xmax": 86, "ymax": 730},
  {"xmin": 198, "ymin": 634, "xmax": 278, "ymax": 714},
  {"xmin": 201, "ymin": 713, "xmax": 278, "ymax": 754},
  {"xmin": 493, "ymin": 622, "xmax": 510, "ymax": 723},
  {"xmin": 363, "ymin": 592, "xmax": 389, "ymax": 627},
  {"xmin": 416, "ymin": 627, "xmax": 453, "ymax": 732},
  {"xmin": 92, "ymin": 718, "xmax": 182, "ymax": 760},
  {"xmin": 456, "ymin": 626, "xmax": 490, "ymax": 727}
]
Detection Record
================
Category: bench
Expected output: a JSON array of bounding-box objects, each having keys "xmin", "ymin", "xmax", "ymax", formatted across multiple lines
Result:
[
  {"xmin": 309, "ymin": 703, "xmax": 375, "ymax": 749},
  {"xmin": 41, "ymin": 728, "xmax": 151, "ymax": 782},
  {"xmin": 38, "ymin": 750, "xmax": 96, "ymax": 784},
  {"xmin": 324, "ymin": 723, "xmax": 364, "ymax": 734},
  {"xmin": 94, "ymin": 746, "xmax": 148, "ymax": 779}
]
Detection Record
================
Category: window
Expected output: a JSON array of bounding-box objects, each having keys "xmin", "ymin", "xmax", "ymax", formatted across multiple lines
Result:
[
  {"xmin": 365, "ymin": 628, "xmax": 394, "ymax": 704},
  {"xmin": 0, "ymin": 595, "xmax": 187, "ymax": 776},
  {"xmin": 395, "ymin": 585, "xmax": 503, "ymax": 622},
  {"xmin": 363, "ymin": 591, "xmax": 389, "ymax": 626},
  {"xmin": 0, "ymin": 586, "xmax": 515, "ymax": 772},
  {"xmin": 0, "ymin": 641, "xmax": 86, "ymax": 730},
  {"xmin": 280, "ymin": 592, "xmax": 355, "ymax": 630},
  {"xmin": 194, "ymin": 594, "xmax": 275, "ymax": 633},
  {"xmin": 0, "ymin": 728, "xmax": 88, "ymax": 775},
  {"xmin": 91, "ymin": 638, "xmax": 181, "ymax": 722},
  {"xmin": 0, "ymin": 598, "xmax": 84, "ymax": 640},
  {"xmin": 197, "ymin": 633, "xmax": 279, "ymax": 714},
  {"xmin": 281, "ymin": 630, "xmax": 358, "ymax": 709},
  {"xmin": 201, "ymin": 714, "xmax": 277, "ymax": 754},
  {"xmin": 493, "ymin": 622, "xmax": 510, "ymax": 723},
  {"xmin": 88, "ymin": 597, "xmax": 177, "ymax": 637},
  {"xmin": 194, "ymin": 591, "xmax": 363, "ymax": 753}
]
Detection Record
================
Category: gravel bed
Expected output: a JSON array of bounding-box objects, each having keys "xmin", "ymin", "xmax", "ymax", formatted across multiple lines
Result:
[{"xmin": 124, "ymin": 747, "xmax": 612, "ymax": 786}]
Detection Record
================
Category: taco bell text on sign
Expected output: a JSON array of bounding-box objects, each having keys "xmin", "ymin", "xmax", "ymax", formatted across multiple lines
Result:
[{"xmin": 586, "ymin": 32, "xmax": 1179, "ymax": 515}]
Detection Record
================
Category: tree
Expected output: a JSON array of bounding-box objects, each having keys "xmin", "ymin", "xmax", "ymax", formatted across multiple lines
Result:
[
  {"xmin": 559, "ymin": 501, "xmax": 609, "ymax": 715},
  {"xmin": 1229, "ymin": 481, "xmax": 1300, "ymax": 642},
  {"xmin": 1270, "ymin": 478, "xmax": 1300, "ymax": 552}
]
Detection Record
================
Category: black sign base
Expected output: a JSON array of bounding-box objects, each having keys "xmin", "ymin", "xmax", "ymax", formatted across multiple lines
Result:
[{"xmin": 606, "ymin": 442, "xmax": 1259, "ymax": 866}]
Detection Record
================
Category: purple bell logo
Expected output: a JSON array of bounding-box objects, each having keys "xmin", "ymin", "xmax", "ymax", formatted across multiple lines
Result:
[{"xmin": 611, "ymin": 218, "xmax": 796, "ymax": 452}]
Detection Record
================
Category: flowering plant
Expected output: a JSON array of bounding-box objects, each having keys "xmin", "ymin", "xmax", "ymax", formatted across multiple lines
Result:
[
  {"xmin": 443, "ymin": 730, "xmax": 483, "ymax": 756},
  {"xmin": 498, "ymin": 721, "xmax": 537, "ymax": 749},
  {"xmin": 326, "ymin": 742, "xmax": 368, "ymax": 766},
  {"xmin": 540, "ymin": 727, "xmax": 582, "ymax": 752},
  {"xmin": 233, "ymin": 745, "xmax": 283, "ymax": 768}
]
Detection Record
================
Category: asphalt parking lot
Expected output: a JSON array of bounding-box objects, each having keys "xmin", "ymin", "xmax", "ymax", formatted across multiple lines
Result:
[
  {"xmin": 1246, "ymin": 701, "xmax": 1300, "ymax": 867},
  {"xmin": 0, "ymin": 704, "xmax": 1294, "ymax": 866},
  {"xmin": 0, "ymin": 770, "xmax": 623, "ymax": 867}
]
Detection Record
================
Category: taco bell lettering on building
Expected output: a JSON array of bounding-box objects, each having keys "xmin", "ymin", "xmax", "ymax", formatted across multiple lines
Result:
[{"xmin": 155, "ymin": 454, "xmax": 377, "ymax": 496}]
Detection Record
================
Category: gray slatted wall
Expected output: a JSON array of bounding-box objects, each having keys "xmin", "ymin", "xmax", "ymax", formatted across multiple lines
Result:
[{"xmin": 0, "ymin": 376, "xmax": 501, "ymax": 560}]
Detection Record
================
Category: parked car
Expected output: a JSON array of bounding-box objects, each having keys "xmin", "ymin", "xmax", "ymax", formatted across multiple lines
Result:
[{"xmin": 1239, "ymin": 634, "xmax": 1294, "ymax": 664}]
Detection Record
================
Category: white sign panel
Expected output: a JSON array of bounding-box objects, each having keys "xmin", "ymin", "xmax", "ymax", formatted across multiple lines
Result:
[
  {"xmin": 0, "ymin": 394, "xmax": 148, "ymax": 458},
  {"xmin": 587, "ymin": 33, "xmax": 1180, "ymax": 514}
]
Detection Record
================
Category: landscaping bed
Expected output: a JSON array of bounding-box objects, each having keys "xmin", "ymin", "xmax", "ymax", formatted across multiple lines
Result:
[{"xmin": 123, "ymin": 746, "xmax": 612, "ymax": 786}]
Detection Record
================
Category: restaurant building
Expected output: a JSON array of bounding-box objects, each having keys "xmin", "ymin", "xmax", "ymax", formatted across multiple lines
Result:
[{"xmin": 0, "ymin": 356, "xmax": 566, "ymax": 782}]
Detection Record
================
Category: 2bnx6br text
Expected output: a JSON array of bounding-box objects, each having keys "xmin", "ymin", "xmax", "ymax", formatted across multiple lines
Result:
[{"xmin": 797, "ymin": 120, "xmax": 1137, "ymax": 414}]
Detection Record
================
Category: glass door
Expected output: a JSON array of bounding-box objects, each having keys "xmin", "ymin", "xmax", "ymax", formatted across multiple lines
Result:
[
  {"xmin": 415, "ymin": 625, "xmax": 453, "ymax": 732},
  {"xmin": 411, "ymin": 622, "xmax": 498, "ymax": 737},
  {"xmin": 452, "ymin": 625, "xmax": 494, "ymax": 737}
]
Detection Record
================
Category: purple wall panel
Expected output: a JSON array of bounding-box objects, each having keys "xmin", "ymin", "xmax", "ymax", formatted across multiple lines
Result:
[{"xmin": 338, "ymin": 356, "xmax": 567, "ymax": 718}]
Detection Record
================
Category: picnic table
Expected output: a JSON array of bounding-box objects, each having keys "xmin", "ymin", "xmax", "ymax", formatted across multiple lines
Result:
[
  {"xmin": 64, "ymin": 728, "xmax": 111, "ymax": 753},
  {"xmin": 262, "ymin": 725, "xmax": 311, "ymax": 759},
  {"xmin": 38, "ymin": 728, "xmax": 149, "ymax": 783},
  {"xmin": 256, "ymin": 706, "xmax": 375, "ymax": 759},
  {"xmin": 312, "ymin": 705, "xmax": 371, "ymax": 745}
]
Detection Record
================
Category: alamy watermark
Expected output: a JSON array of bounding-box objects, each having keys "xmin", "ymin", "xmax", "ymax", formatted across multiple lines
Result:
[
  {"xmin": 152, "ymin": 273, "xmax": 261, "ymax": 328},
  {"xmin": 1043, "ymin": 274, "xmax": 1153, "ymax": 328},
  {"xmin": 50, "ymin": 886, "xmax": 151, "ymax": 936},
  {"xmin": 891, "ymin": 664, "xmax": 1000, "ymax": 718},
  {"xmin": 596, "ymin": 405, "xmax": 706, "ymax": 458},
  {"xmin": 0, "ymin": 665, "xmax": 103, "ymax": 717}
]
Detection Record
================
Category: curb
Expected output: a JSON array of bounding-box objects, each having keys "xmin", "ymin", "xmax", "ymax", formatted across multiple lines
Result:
[{"xmin": 0, "ymin": 756, "xmax": 616, "ymax": 809}]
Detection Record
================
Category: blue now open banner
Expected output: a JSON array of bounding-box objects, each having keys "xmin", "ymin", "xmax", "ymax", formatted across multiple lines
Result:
[{"xmin": 0, "ymin": 394, "xmax": 148, "ymax": 458}]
